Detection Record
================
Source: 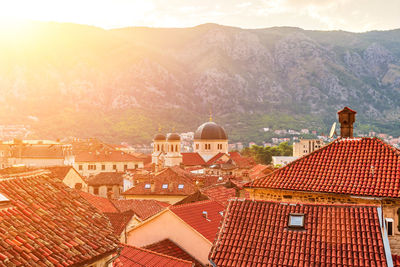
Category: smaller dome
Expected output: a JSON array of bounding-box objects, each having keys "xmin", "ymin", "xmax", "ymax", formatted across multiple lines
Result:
[
  {"xmin": 153, "ymin": 133, "xmax": 166, "ymax": 141},
  {"xmin": 167, "ymin": 133, "xmax": 181, "ymax": 141}
]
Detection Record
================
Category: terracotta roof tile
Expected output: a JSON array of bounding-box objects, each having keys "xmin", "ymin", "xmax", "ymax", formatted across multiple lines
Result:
[
  {"xmin": 0, "ymin": 170, "xmax": 119, "ymax": 266},
  {"xmin": 143, "ymin": 239, "xmax": 201, "ymax": 266},
  {"xmin": 201, "ymin": 185, "xmax": 237, "ymax": 206},
  {"xmin": 210, "ymin": 199, "xmax": 389, "ymax": 266},
  {"xmin": 111, "ymin": 199, "xmax": 167, "ymax": 221},
  {"xmin": 123, "ymin": 168, "xmax": 197, "ymax": 196},
  {"xmin": 170, "ymin": 200, "xmax": 225, "ymax": 242},
  {"xmin": 79, "ymin": 191, "xmax": 119, "ymax": 213},
  {"xmin": 393, "ymin": 254, "xmax": 400, "ymax": 266},
  {"xmin": 114, "ymin": 244, "xmax": 193, "ymax": 267},
  {"xmin": 88, "ymin": 172, "xmax": 125, "ymax": 186},
  {"xmin": 249, "ymin": 137, "xmax": 400, "ymax": 198},
  {"xmin": 76, "ymin": 150, "xmax": 142, "ymax": 162},
  {"xmin": 105, "ymin": 211, "xmax": 135, "ymax": 235},
  {"xmin": 181, "ymin": 153, "xmax": 206, "ymax": 166}
]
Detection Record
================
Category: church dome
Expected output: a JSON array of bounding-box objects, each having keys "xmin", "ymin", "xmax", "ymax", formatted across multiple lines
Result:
[
  {"xmin": 153, "ymin": 133, "xmax": 166, "ymax": 141},
  {"xmin": 167, "ymin": 133, "xmax": 181, "ymax": 141},
  {"xmin": 194, "ymin": 122, "xmax": 227, "ymax": 140}
]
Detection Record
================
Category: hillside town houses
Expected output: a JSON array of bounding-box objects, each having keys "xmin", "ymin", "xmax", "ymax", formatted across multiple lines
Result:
[{"xmin": 1, "ymin": 108, "xmax": 400, "ymax": 266}]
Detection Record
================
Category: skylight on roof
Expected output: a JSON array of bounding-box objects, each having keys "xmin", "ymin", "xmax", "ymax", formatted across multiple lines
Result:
[
  {"xmin": 0, "ymin": 193, "xmax": 9, "ymax": 203},
  {"xmin": 144, "ymin": 184, "xmax": 151, "ymax": 189},
  {"xmin": 288, "ymin": 213, "xmax": 305, "ymax": 228},
  {"xmin": 178, "ymin": 184, "xmax": 184, "ymax": 189},
  {"xmin": 162, "ymin": 184, "xmax": 168, "ymax": 189}
]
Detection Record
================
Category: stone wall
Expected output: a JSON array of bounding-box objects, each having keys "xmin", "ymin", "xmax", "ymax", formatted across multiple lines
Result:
[{"xmin": 247, "ymin": 188, "xmax": 400, "ymax": 255}]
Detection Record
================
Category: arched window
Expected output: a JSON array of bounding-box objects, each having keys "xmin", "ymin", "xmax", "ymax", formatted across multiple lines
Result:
[
  {"xmin": 397, "ymin": 208, "xmax": 400, "ymax": 231},
  {"xmin": 157, "ymin": 144, "xmax": 160, "ymax": 151},
  {"xmin": 175, "ymin": 145, "xmax": 178, "ymax": 152}
]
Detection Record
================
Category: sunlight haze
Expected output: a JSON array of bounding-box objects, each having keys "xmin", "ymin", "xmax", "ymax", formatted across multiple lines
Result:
[{"xmin": 0, "ymin": 0, "xmax": 399, "ymax": 32}]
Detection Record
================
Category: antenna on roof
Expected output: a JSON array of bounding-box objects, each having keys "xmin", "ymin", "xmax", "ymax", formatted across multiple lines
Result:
[{"xmin": 329, "ymin": 122, "xmax": 337, "ymax": 138}]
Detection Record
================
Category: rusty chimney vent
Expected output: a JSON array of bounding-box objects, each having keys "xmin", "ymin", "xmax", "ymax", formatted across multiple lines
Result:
[{"xmin": 338, "ymin": 107, "xmax": 357, "ymax": 138}]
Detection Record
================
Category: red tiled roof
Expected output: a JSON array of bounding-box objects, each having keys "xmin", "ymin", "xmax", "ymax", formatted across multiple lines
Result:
[
  {"xmin": 105, "ymin": 211, "xmax": 135, "ymax": 235},
  {"xmin": 88, "ymin": 172, "xmax": 125, "ymax": 186},
  {"xmin": 248, "ymin": 164, "xmax": 273, "ymax": 180},
  {"xmin": 79, "ymin": 191, "xmax": 119, "ymax": 213},
  {"xmin": 111, "ymin": 199, "xmax": 167, "ymax": 221},
  {"xmin": 76, "ymin": 150, "xmax": 142, "ymax": 162},
  {"xmin": 114, "ymin": 244, "xmax": 193, "ymax": 267},
  {"xmin": 0, "ymin": 170, "xmax": 119, "ymax": 266},
  {"xmin": 181, "ymin": 153, "xmax": 206, "ymax": 166},
  {"xmin": 170, "ymin": 200, "xmax": 225, "ymax": 242},
  {"xmin": 210, "ymin": 199, "xmax": 389, "ymax": 266},
  {"xmin": 144, "ymin": 239, "xmax": 201, "ymax": 266},
  {"xmin": 206, "ymin": 153, "xmax": 226, "ymax": 165},
  {"xmin": 249, "ymin": 137, "xmax": 400, "ymax": 198},
  {"xmin": 393, "ymin": 254, "xmax": 400, "ymax": 267},
  {"xmin": 123, "ymin": 168, "xmax": 197, "ymax": 196},
  {"xmin": 229, "ymin": 152, "xmax": 255, "ymax": 168},
  {"xmin": 46, "ymin": 166, "xmax": 72, "ymax": 178},
  {"xmin": 201, "ymin": 185, "xmax": 237, "ymax": 206},
  {"xmin": 11, "ymin": 144, "xmax": 66, "ymax": 159}
]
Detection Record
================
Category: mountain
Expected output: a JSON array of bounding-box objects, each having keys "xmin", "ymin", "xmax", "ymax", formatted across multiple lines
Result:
[{"xmin": 1, "ymin": 22, "xmax": 400, "ymax": 144}]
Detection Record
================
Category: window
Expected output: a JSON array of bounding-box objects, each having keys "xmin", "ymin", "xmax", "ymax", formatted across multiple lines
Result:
[
  {"xmin": 145, "ymin": 184, "xmax": 151, "ymax": 189},
  {"xmin": 124, "ymin": 164, "xmax": 128, "ymax": 170},
  {"xmin": 79, "ymin": 165, "xmax": 83, "ymax": 170},
  {"xmin": 288, "ymin": 213, "xmax": 305, "ymax": 228},
  {"xmin": 157, "ymin": 144, "xmax": 160, "ymax": 151},
  {"xmin": 162, "ymin": 184, "xmax": 168, "ymax": 189},
  {"xmin": 101, "ymin": 164, "xmax": 105, "ymax": 171},
  {"xmin": 135, "ymin": 164, "xmax": 139, "ymax": 169},
  {"xmin": 196, "ymin": 144, "xmax": 199, "ymax": 150},
  {"xmin": 175, "ymin": 145, "xmax": 178, "ymax": 152},
  {"xmin": 386, "ymin": 218, "xmax": 394, "ymax": 236},
  {"xmin": 217, "ymin": 144, "xmax": 222, "ymax": 149},
  {"xmin": 178, "ymin": 184, "xmax": 184, "ymax": 189},
  {"xmin": 88, "ymin": 164, "xmax": 96, "ymax": 170},
  {"xmin": 93, "ymin": 187, "xmax": 99, "ymax": 195},
  {"xmin": 113, "ymin": 164, "xmax": 117, "ymax": 170}
]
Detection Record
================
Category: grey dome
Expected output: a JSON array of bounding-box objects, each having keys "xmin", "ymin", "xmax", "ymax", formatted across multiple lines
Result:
[
  {"xmin": 167, "ymin": 133, "xmax": 181, "ymax": 141},
  {"xmin": 153, "ymin": 133, "xmax": 166, "ymax": 141},
  {"xmin": 194, "ymin": 122, "xmax": 227, "ymax": 140}
]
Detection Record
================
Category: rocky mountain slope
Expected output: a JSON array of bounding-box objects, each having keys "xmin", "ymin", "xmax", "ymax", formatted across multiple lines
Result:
[{"xmin": 1, "ymin": 22, "xmax": 400, "ymax": 143}]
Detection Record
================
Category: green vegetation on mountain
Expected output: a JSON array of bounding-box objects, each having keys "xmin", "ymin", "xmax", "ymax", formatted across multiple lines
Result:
[{"xmin": 1, "ymin": 22, "xmax": 400, "ymax": 144}]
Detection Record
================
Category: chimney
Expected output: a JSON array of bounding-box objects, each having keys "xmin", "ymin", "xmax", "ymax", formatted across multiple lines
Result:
[{"xmin": 338, "ymin": 107, "xmax": 357, "ymax": 138}]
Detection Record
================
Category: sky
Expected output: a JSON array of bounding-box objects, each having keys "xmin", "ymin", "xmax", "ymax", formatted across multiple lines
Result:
[{"xmin": 0, "ymin": 0, "xmax": 399, "ymax": 32}]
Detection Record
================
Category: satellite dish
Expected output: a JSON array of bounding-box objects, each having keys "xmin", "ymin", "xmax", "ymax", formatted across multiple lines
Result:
[{"xmin": 329, "ymin": 122, "xmax": 337, "ymax": 138}]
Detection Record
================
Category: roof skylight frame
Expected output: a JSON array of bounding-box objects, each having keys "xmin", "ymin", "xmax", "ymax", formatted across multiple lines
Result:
[
  {"xmin": 288, "ymin": 213, "xmax": 305, "ymax": 228},
  {"xmin": 144, "ymin": 184, "xmax": 151, "ymax": 189},
  {"xmin": 162, "ymin": 184, "xmax": 168, "ymax": 189},
  {"xmin": 178, "ymin": 184, "xmax": 184, "ymax": 189}
]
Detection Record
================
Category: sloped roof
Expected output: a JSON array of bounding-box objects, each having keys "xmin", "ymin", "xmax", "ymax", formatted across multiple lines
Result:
[
  {"xmin": 228, "ymin": 152, "xmax": 255, "ymax": 168},
  {"xmin": 114, "ymin": 244, "xmax": 193, "ymax": 267},
  {"xmin": 79, "ymin": 192, "xmax": 167, "ymax": 221},
  {"xmin": 105, "ymin": 211, "xmax": 136, "ymax": 235},
  {"xmin": 111, "ymin": 199, "xmax": 168, "ymax": 221},
  {"xmin": 75, "ymin": 150, "xmax": 142, "ymax": 162},
  {"xmin": 46, "ymin": 166, "xmax": 72, "ymax": 178},
  {"xmin": 201, "ymin": 184, "xmax": 237, "ymax": 206},
  {"xmin": 181, "ymin": 153, "xmax": 206, "ymax": 166},
  {"xmin": 249, "ymin": 137, "xmax": 400, "ymax": 198},
  {"xmin": 144, "ymin": 239, "xmax": 201, "ymax": 266},
  {"xmin": 0, "ymin": 170, "xmax": 119, "ymax": 266},
  {"xmin": 88, "ymin": 172, "xmax": 125, "ymax": 186},
  {"xmin": 170, "ymin": 200, "xmax": 225, "ymax": 242},
  {"xmin": 79, "ymin": 191, "xmax": 119, "ymax": 213},
  {"xmin": 209, "ymin": 199, "xmax": 388, "ymax": 266},
  {"xmin": 11, "ymin": 144, "xmax": 66, "ymax": 159},
  {"xmin": 248, "ymin": 164, "xmax": 273, "ymax": 180},
  {"xmin": 123, "ymin": 168, "xmax": 197, "ymax": 196}
]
